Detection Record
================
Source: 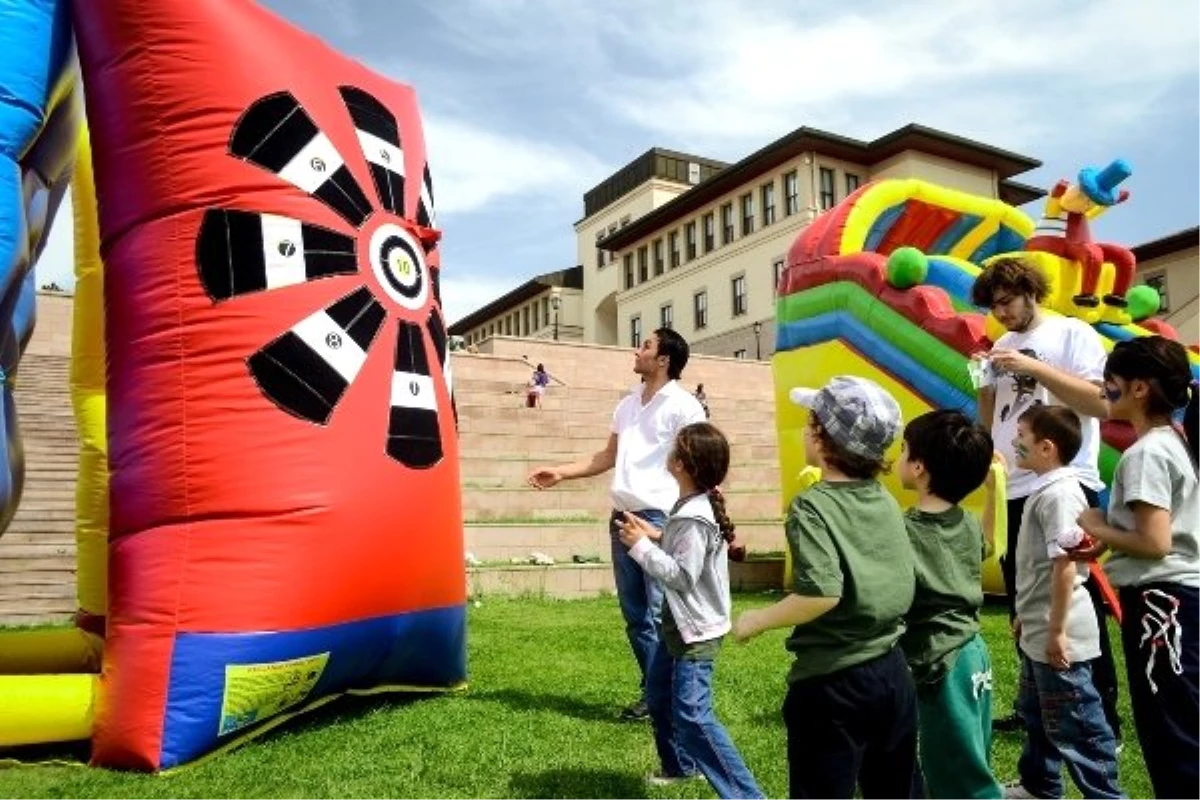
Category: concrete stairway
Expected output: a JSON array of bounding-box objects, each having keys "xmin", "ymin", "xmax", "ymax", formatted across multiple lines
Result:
[
  {"xmin": 0, "ymin": 355, "xmax": 79, "ymax": 625},
  {"xmin": 0, "ymin": 338, "xmax": 787, "ymax": 623}
]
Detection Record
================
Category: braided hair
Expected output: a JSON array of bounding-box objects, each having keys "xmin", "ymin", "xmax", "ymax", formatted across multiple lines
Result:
[{"xmin": 673, "ymin": 422, "xmax": 745, "ymax": 561}]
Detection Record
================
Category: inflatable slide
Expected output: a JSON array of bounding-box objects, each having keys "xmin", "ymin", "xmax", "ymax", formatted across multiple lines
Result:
[{"xmin": 773, "ymin": 179, "xmax": 1199, "ymax": 594}]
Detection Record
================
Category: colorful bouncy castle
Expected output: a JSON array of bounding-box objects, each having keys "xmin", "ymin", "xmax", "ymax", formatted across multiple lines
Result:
[
  {"xmin": 1, "ymin": 0, "xmax": 466, "ymax": 771},
  {"xmin": 773, "ymin": 178, "xmax": 1200, "ymax": 594}
]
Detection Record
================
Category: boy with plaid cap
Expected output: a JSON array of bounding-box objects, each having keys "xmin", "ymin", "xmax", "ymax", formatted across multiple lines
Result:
[{"xmin": 734, "ymin": 376, "xmax": 918, "ymax": 799}]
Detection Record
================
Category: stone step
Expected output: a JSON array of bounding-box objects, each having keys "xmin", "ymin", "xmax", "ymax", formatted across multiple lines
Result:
[
  {"xmin": 465, "ymin": 520, "xmax": 785, "ymax": 563},
  {"xmin": 466, "ymin": 558, "xmax": 784, "ymax": 600},
  {"xmin": 456, "ymin": 431, "xmax": 778, "ymax": 461},
  {"xmin": 461, "ymin": 486, "xmax": 784, "ymax": 522},
  {"xmin": 459, "ymin": 456, "xmax": 782, "ymax": 490}
]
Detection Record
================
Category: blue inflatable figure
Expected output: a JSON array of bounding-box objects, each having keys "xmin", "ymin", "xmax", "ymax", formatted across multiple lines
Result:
[{"xmin": 0, "ymin": 0, "xmax": 81, "ymax": 531}]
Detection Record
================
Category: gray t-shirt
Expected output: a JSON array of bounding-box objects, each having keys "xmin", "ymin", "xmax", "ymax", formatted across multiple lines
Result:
[
  {"xmin": 1015, "ymin": 468, "xmax": 1100, "ymax": 664},
  {"xmin": 1104, "ymin": 427, "xmax": 1200, "ymax": 589}
]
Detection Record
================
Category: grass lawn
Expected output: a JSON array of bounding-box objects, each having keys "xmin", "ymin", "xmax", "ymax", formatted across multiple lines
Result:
[{"xmin": 0, "ymin": 594, "xmax": 1149, "ymax": 798}]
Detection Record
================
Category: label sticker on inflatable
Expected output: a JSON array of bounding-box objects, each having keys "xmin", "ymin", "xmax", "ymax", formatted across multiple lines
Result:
[{"xmin": 218, "ymin": 652, "xmax": 330, "ymax": 736}]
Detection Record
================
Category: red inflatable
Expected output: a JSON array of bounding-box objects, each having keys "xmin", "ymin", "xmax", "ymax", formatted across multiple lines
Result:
[{"xmin": 74, "ymin": 0, "xmax": 465, "ymax": 770}]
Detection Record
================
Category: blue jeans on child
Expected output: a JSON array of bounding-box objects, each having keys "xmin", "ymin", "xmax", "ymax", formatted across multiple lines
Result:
[
  {"xmin": 609, "ymin": 509, "xmax": 666, "ymax": 701},
  {"xmin": 645, "ymin": 639, "xmax": 764, "ymax": 799},
  {"xmin": 1015, "ymin": 655, "xmax": 1124, "ymax": 799}
]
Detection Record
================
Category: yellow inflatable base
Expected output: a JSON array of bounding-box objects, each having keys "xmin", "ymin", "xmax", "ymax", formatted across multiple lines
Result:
[{"xmin": 0, "ymin": 674, "xmax": 97, "ymax": 747}]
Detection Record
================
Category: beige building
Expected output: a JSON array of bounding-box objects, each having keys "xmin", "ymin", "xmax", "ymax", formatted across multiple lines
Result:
[
  {"xmin": 588, "ymin": 124, "xmax": 1046, "ymax": 357},
  {"xmin": 1132, "ymin": 227, "xmax": 1199, "ymax": 344},
  {"xmin": 449, "ymin": 266, "xmax": 583, "ymax": 346}
]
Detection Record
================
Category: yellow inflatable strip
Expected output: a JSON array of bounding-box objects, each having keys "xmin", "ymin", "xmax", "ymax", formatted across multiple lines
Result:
[{"xmin": 0, "ymin": 674, "xmax": 97, "ymax": 747}]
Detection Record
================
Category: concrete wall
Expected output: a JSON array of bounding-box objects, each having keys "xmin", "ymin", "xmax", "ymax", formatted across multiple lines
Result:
[{"xmin": 1137, "ymin": 245, "xmax": 1199, "ymax": 344}]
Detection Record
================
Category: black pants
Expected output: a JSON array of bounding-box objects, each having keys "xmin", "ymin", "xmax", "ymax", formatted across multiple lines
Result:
[
  {"xmin": 783, "ymin": 646, "xmax": 919, "ymax": 799},
  {"xmin": 1001, "ymin": 487, "xmax": 1122, "ymax": 738},
  {"xmin": 1119, "ymin": 583, "xmax": 1199, "ymax": 799}
]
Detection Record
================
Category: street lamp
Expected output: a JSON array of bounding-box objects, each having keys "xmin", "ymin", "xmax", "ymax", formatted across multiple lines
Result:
[
  {"xmin": 550, "ymin": 287, "xmax": 562, "ymax": 341},
  {"xmin": 753, "ymin": 320, "xmax": 762, "ymax": 360}
]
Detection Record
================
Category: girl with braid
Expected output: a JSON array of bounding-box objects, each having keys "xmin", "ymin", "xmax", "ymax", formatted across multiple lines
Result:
[{"xmin": 618, "ymin": 422, "xmax": 762, "ymax": 799}]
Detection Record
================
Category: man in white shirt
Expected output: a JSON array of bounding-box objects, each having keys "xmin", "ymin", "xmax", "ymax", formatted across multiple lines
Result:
[
  {"xmin": 970, "ymin": 255, "xmax": 1122, "ymax": 741},
  {"xmin": 529, "ymin": 328, "xmax": 706, "ymax": 720}
]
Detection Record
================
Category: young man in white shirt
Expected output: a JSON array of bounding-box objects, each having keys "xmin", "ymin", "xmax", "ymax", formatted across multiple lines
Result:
[
  {"xmin": 970, "ymin": 255, "xmax": 1122, "ymax": 742},
  {"xmin": 529, "ymin": 328, "xmax": 707, "ymax": 720}
]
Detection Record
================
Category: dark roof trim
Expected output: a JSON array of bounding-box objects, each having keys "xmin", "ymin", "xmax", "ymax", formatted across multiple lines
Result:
[
  {"xmin": 999, "ymin": 179, "xmax": 1046, "ymax": 207},
  {"xmin": 1132, "ymin": 227, "xmax": 1199, "ymax": 264},
  {"xmin": 599, "ymin": 123, "xmax": 1042, "ymax": 251},
  {"xmin": 447, "ymin": 266, "xmax": 583, "ymax": 334}
]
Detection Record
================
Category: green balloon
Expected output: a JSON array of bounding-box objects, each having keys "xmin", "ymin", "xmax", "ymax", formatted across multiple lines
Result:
[
  {"xmin": 887, "ymin": 246, "xmax": 928, "ymax": 289},
  {"xmin": 1126, "ymin": 285, "xmax": 1161, "ymax": 321}
]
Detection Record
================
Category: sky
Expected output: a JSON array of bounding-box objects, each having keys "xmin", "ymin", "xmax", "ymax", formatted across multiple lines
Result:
[{"xmin": 34, "ymin": 0, "xmax": 1200, "ymax": 325}]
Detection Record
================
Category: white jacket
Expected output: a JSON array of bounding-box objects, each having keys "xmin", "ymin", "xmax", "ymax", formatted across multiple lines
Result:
[{"xmin": 628, "ymin": 494, "xmax": 733, "ymax": 644}]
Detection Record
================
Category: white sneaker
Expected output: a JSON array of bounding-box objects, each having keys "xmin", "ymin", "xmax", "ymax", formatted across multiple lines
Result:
[{"xmin": 646, "ymin": 772, "xmax": 701, "ymax": 787}]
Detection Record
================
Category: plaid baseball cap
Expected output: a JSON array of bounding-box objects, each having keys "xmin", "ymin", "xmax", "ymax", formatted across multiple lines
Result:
[{"xmin": 789, "ymin": 376, "xmax": 902, "ymax": 461}]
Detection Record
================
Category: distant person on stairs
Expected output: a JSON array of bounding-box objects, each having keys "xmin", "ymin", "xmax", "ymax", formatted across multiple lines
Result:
[
  {"xmin": 526, "ymin": 363, "xmax": 551, "ymax": 408},
  {"xmin": 694, "ymin": 383, "xmax": 710, "ymax": 419},
  {"xmin": 527, "ymin": 328, "xmax": 707, "ymax": 721}
]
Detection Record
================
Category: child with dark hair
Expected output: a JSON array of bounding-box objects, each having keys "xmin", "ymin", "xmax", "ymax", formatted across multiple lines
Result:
[
  {"xmin": 1077, "ymin": 335, "xmax": 1199, "ymax": 799},
  {"xmin": 897, "ymin": 410, "xmax": 1002, "ymax": 798},
  {"xmin": 1006, "ymin": 404, "xmax": 1124, "ymax": 799},
  {"xmin": 618, "ymin": 422, "xmax": 762, "ymax": 799},
  {"xmin": 733, "ymin": 376, "xmax": 917, "ymax": 799}
]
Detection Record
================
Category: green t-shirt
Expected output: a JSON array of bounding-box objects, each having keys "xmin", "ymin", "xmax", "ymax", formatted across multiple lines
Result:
[
  {"xmin": 784, "ymin": 479, "xmax": 914, "ymax": 683},
  {"xmin": 899, "ymin": 506, "xmax": 984, "ymax": 684}
]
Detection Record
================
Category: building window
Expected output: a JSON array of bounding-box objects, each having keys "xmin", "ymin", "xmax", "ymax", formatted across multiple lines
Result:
[
  {"xmin": 669, "ymin": 231, "xmax": 680, "ymax": 269},
  {"xmin": 845, "ymin": 172, "xmax": 860, "ymax": 196},
  {"xmin": 740, "ymin": 193, "xmax": 755, "ymax": 236},
  {"xmin": 721, "ymin": 202, "xmax": 735, "ymax": 244},
  {"xmin": 505, "ymin": 316, "xmax": 512, "ymax": 336},
  {"xmin": 653, "ymin": 238, "xmax": 664, "ymax": 276},
  {"xmin": 543, "ymin": 297, "xmax": 549, "ymax": 323},
  {"xmin": 623, "ymin": 254, "xmax": 634, "ymax": 289},
  {"xmin": 630, "ymin": 315, "xmax": 642, "ymax": 349},
  {"xmin": 761, "ymin": 182, "xmax": 776, "ymax": 226},
  {"xmin": 694, "ymin": 290, "xmax": 708, "ymax": 330},
  {"xmin": 773, "ymin": 257, "xmax": 786, "ymax": 294},
  {"xmin": 685, "ymin": 221, "xmax": 697, "ymax": 261},
  {"xmin": 1144, "ymin": 272, "xmax": 1171, "ymax": 312},
  {"xmin": 734, "ymin": 349, "xmax": 747, "ymax": 359},
  {"xmin": 660, "ymin": 303, "xmax": 673, "ymax": 330},
  {"xmin": 703, "ymin": 212, "xmax": 715, "ymax": 253},
  {"xmin": 638, "ymin": 246, "xmax": 649, "ymax": 282},
  {"xmin": 596, "ymin": 247, "xmax": 606, "ymax": 270},
  {"xmin": 523, "ymin": 307, "xmax": 530, "ymax": 335},
  {"xmin": 784, "ymin": 170, "xmax": 799, "ymax": 216},
  {"xmin": 732, "ymin": 274, "xmax": 747, "ymax": 316},
  {"xmin": 819, "ymin": 167, "xmax": 835, "ymax": 210}
]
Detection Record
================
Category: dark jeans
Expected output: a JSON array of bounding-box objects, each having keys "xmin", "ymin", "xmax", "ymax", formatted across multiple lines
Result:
[
  {"xmin": 1002, "ymin": 487, "xmax": 1122, "ymax": 738},
  {"xmin": 1119, "ymin": 583, "xmax": 1199, "ymax": 800},
  {"xmin": 645, "ymin": 639, "xmax": 764, "ymax": 799},
  {"xmin": 609, "ymin": 508, "xmax": 666, "ymax": 701},
  {"xmin": 783, "ymin": 646, "xmax": 919, "ymax": 799},
  {"xmin": 1015, "ymin": 656, "xmax": 1124, "ymax": 799}
]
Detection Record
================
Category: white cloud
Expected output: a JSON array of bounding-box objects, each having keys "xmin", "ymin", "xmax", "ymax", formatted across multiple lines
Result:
[
  {"xmin": 587, "ymin": 0, "xmax": 1199, "ymax": 151},
  {"xmin": 423, "ymin": 113, "xmax": 609, "ymax": 215}
]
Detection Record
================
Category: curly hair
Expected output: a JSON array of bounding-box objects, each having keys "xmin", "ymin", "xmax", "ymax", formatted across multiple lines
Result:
[
  {"xmin": 673, "ymin": 422, "xmax": 745, "ymax": 561},
  {"xmin": 971, "ymin": 256, "xmax": 1050, "ymax": 308}
]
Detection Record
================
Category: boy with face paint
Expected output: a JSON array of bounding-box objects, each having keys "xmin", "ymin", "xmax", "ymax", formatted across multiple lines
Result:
[
  {"xmin": 969, "ymin": 256, "xmax": 1122, "ymax": 741},
  {"xmin": 1005, "ymin": 405, "xmax": 1124, "ymax": 800}
]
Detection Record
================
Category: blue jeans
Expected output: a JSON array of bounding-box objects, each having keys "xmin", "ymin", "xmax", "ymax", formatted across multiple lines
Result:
[
  {"xmin": 645, "ymin": 639, "xmax": 764, "ymax": 799},
  {"xmin": 1015, "ymin": 655, "xmax": 1124, "ymax": 799},
  {"xmin": 609, "ymin": 508, "xmax": 666, "ymax": 700}
]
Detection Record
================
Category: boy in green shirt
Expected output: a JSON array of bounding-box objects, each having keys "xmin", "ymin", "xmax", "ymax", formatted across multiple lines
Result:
[
  {"xmin": 897, "ymin": 410, "xmax": 1002, "ymax": 798},
  {"xmin": 734, "ymin": 376, "xmax": 917, "ymax": 799}
]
